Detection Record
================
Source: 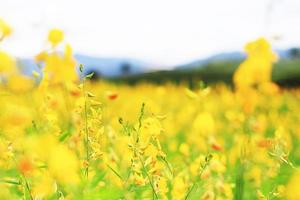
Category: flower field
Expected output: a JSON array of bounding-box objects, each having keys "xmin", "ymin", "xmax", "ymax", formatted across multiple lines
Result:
[{"xmin": 1, "ymin": 19, "xmax": 300, "ymax": 200}]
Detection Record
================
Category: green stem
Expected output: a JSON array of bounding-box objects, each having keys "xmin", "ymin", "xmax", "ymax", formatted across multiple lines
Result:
[
  {"xmin": 185, "ymin": 154, "xmax": 212, "ymax": 200},
  {"xmin": 23, "ymin": 175, "xmax": 33, "ymax": 200},
  {"xmin": 138, "ymin": 155, "xmax": 158, "ymax": 199},
  {"xmin": 79, "ymin": 66, "xmax": 90, "ymax": 179},
  {"xmin": 106, "ymin": 163, "xmax": 123, "ymax": 181},
  {"xmin": 136, "ymin": 103, "xmax": 145, "ymax": 143},
  {"xmin": 83, "ymin": 79, "xmax": 90, "ymax": 178}
]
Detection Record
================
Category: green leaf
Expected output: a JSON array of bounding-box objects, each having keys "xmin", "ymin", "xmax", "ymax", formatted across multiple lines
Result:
[
  {"xmin": 0, "ymin": 179, "xmax": 21, "ymax": 185},
  {"xmin": 85, "ymin": 72, "xmax": 94, "ymax": 79},
  {"xmin": 59, "ymin": 131, "xmax": 71, "ymax": 142},
  {"xmin": 88, "ymin": 170, "xmax": 106, "ymax": 188},
  {"xmin": 87, "ymin": 92, "xmax": 96, "ymax": 97},
  {"xmin": 234, "ymin": 159, "xmax": 245, "ymax": 200}
]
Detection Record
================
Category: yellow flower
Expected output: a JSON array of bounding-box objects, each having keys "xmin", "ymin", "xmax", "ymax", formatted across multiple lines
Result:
[
  {"xmin": 39, "ymin": 41, "xmax": 78, "ymax": 85},
  {"xmin": 179, "ymin": 143, "xmax": 190, "ymax": 156},
  {"xmin": 171, "ymin": 176, "xmax": 187, "ymax": 200},
  {"xmin": 142, "ymin": 117, "xmax": 162, "ymax": 137},
  {"xmin": 201, "ymin": 190, "xmax": 215, "ymax": 200},
  {"xmin": 26, "ymin": 134, "xmax": 80, "ymax": 184},
  {"xmin": 193, "ymin": 112, "xmax": 215, "ymax": 134},
  {"xmin": 35, "ymin": 51, "xmax": 48, "ymax": 62},
  {"xmin": 48, "ymin": 29, "xmax": 64, "ymax": 47},
  {"xmin": 64, "ymin": 43, "xmax": 73, "ymax": 59},
  {"xmin": 62, "ymin": 44, "xmax": 78, "ymax": 82},
  {"xmin": 233, "ymin": 37, "xmax": 277, "ymax": 91},
  {"xmin": 139, "ymin": 117, "xmax": 163, "ymax": 147},
  {"xmin": 26, "ymin": 134, "xmax": 57, "ymax": 160},
  {"xmin": 286, "ymin": 171, "xmax": 300, "ymax": 200},
  {"xmin": 155, "ymin": 176, "xmax": 168, "ymax": 199},
  {"xmin": 133, "ymin": 173, "xmax": 146, "ymax": 186},
  {"xmin": 0, "ymin": 18, "xmax": 12, "ymax": 39},
  {"xmin": 247, "ymin": 166, "xmax": 262, "ymax": 187},
  {"xmin": 0, "ymin": 51, "xmax": 17, "ymax": 76},
  {"xmin": 7, "ymin": 75, "xmax": 34, "ymax": 93},
  {"xmin": 2, "ymin": 105, "xmax": 32, "ymax": 130},
  {"xmin": 48, "ymin": 145, "xmax": 79, "ymax": 184},
  {"xmin": 32, "ymin": 174, "xmax": 56, "ymax": 198}
]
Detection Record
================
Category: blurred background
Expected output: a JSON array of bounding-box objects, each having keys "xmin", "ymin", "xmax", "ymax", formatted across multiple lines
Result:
[{"xmin": 1, "ymin": 0, "xmax": 300, "ymax": 86}]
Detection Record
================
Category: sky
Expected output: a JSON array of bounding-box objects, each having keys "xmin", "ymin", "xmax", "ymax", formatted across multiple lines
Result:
[{"xmin": 0, "ymin": 0, "xmax": 300, "ymax": 68}]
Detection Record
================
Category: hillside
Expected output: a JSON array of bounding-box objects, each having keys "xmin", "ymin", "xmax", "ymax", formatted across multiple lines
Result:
[{"xmin": 109, "ymin": 59, "xmax": 300, "ymax": 87}]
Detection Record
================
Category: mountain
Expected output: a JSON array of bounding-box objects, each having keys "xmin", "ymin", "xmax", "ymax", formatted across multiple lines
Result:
[
  {"xmin": 176, "ymin": 51, "xmax": 245, "ymax": 70},
  {"xmin": 17, "ymin": 54, "xmax": 153, "ymax": 78},
  {"xmin": 176, "ymin": 48, "xmax": 293, "ymax": 70},
  {"xmin": 17, "ymin": 48, "xmax": 297, "ymax": 78},
  {"xmin": 75, "ymin": 55, "xmax": 152, "ymax": 77}
]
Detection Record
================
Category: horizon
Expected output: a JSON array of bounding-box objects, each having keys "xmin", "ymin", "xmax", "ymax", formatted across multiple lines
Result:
[{"xmin": 1, "ymin": 0, "xmax": 300, "ymax": 69}]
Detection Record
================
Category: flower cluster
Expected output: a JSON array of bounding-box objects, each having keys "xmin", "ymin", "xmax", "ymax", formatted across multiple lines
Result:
[{"xmin": 0, "ymin": 19, "xmax": 300, "ymax": 200}]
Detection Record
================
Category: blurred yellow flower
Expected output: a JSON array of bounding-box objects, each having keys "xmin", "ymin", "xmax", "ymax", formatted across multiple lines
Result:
[
  {"xmin": 155, "ymin": 177, "xmax": 168, "ymax": 199},
  {"xmin": 0, "ymin": 18, "xmax": 12, "ymax": 39},
  {"xmin": 172, "ymin": 176, "xmax": 187, "ymax": 200},
  {"xmin": 48, "ymin": 28, "xmax": 64, "ymax": 47},
  {"xmin": 179, "ymin": 143, "xmax": 190, "ymax": 156},
  {"xmin": 233, "ymin": 37, "xmax": 277, "ymax": 91},
  {"xmin": 7, "ymin": 75, "xmax": 34, "ymax": 93},
  {"xmin": 193, "ymin": 112, "xmax": 215, "ymax": 134},
  {"xmin": 26, "ymin": 134, "xmax": 79, "ymax": 184},
  {"xmin": 286, "ymin": 171, "xmax": 300, "ymax": 200},
  {"xmin": 38, "ymin": 43, "xmax": 78, "ymax": 85},
  {"xmin": 0, "ymin": 24, "xmax": 299, "ymax": 200},
  {"xmin": 32, "ymin": 174, "xmax": 56, "ymax": 199},
  {"xmin": 48, "ymin": 145, "xmax": 80, "ymax": 184},
  {"xmin": 0, "ymin": 51, "xmax": 17, "ymax": 76},
  {"xmin": 35, "ymin": 51, "xmax": 48, "ymax": 62}
]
